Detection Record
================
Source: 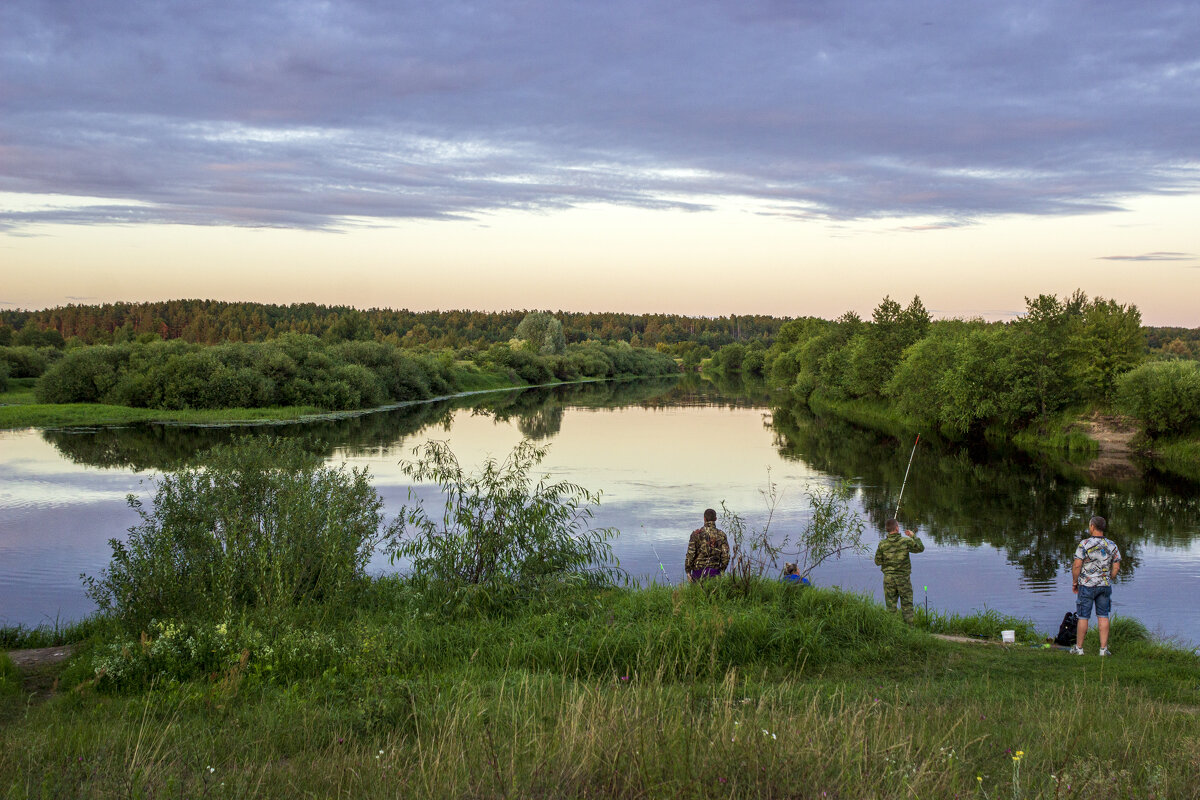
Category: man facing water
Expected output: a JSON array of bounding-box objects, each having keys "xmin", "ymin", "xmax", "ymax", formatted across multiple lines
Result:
[
  {"xmin": 874, "ymin": 519, "xmax": 924, "ymax": 623},
  {"xmin": 1071, "ymin": 516, "xmax": 1122, "ymax": 656},
  {"xmin": 684, "ymin": 508, "xmax": 730, "ymax": 581}
]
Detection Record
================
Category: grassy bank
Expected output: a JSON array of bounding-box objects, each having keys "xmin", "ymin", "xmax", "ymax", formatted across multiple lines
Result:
[
  {"xmin": 806, "ymin": 392, "xmax": 1114, "ymax": 467},
  {"xmin": 3, "ymin": 581, "xmax": 1198, "ymax": 798},
  {"xmin": 0, "ymin": 369, "xmax": 602, "ymax": 430},
  {"xmin": 806, "ymin": 392, "xmax": 920, "ymax": 440},
  {"xmin": 1148, "ymin": 436, "xmax": 1200, "ymax": 482},
  {"xmin": 1005, "ymin": 410, "xmax": 1100, "ymax": 460}
]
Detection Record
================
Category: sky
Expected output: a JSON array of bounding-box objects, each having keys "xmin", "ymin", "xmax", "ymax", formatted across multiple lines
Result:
[{"xmin": 1, "ymin": 0, "xmax": 1198, "ymax": 324}]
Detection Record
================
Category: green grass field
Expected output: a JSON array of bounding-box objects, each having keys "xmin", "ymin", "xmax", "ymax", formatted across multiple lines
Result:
[{"xmin": 3, "ymin": 581, "xmax": 1197, "ymax": 799}]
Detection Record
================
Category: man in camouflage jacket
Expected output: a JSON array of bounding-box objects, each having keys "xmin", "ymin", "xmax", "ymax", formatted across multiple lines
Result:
[
  {"xmin": 685, "ymin": 508, "xmax": 730, "ymax": 581},
  {"xmin": 874, "ymin": 518, "xmax": 925, "ymax": 623}
]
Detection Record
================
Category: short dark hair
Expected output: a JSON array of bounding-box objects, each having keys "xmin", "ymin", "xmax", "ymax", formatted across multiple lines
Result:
[
  {"xmin": 1089, "ymin": 515, "xmax": 1107, "ymax": 533},
  {"xmin": 885, "ymin": 518, "xmax": 899, "ymax": 533},
  {"xmin": 704, "ymin": 508, "xmax": 717, "ymax": 522}
]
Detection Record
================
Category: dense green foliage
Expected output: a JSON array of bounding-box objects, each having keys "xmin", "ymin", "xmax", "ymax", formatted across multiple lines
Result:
[
  {"xmin": 84, "ymin": 439, "xmax": 391, "ymax": 632},
  {"xmin": 514, "ymin": 310, "xmax": 567, "ymax": 355},
  {"xmin": 1116, "ymin": 360, "xmax": 1200, "ymax": 436},
  {"xmin": 391, "ymin": 440, "xmax": 621, "ymax": 608},
  {"xmin": 0, "ymin": 345, "xmax": 58, "ymax": 379},
  {"xmin": 743, "ymin": 292, "xmax": 1145, "ymax": 438},
  {"xmin": 32, "ymin": 335, "xmax": 676, "ymax": 411}
]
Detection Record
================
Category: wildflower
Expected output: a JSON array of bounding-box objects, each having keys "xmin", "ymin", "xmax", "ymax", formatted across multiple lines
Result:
[
  {"xmin": 977, "ymin": 776, "xmax": 982, "ymax": 783},
  {"xmin": 207, "ymin": 766, "xmax": 215, "ymax": 774}
]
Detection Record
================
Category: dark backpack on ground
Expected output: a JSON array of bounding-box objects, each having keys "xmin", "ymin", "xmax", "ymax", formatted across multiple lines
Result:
[{"xmin": 1053, "ymin": 611, "xmax": 1079, "ymax": 646}]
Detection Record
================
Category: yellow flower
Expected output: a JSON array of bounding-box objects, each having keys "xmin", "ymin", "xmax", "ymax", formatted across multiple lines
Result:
[
  {"xmin": 976, "ymin": 776, "xmax": 982, "ymax": 783},
  {"xmin": 1015, "ymin": 750, "xmax": 1024, "ymax": 757}
]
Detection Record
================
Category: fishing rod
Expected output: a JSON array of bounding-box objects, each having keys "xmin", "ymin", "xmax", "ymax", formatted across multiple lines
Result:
[
  {"xmin": 893, "ymin": 434, "xmax": 921, "ymax": 521},
  {"xmin": 650, "ymin": 543, "xmax": 671, "ymax": 583}
]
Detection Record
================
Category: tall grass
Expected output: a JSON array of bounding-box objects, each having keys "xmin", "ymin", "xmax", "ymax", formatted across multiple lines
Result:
[
  {"xmin": 4, "ymin": 651, "xmax": 1198, "ymax": 798},
  {"xmin": 0, "ymin": 616, "xmax": 111, "ymax": 651},
  {"xmin": 0, "ymin": 654, "xmax": 18, "ymax": 697}
]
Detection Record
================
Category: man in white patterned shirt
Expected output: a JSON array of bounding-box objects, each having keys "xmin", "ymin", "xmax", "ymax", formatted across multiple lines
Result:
[{"xmin": 1070, "ymin": 516, "xmax": 1122, "ymax": 656}]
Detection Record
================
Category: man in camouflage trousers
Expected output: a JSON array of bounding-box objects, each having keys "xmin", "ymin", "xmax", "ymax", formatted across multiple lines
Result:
[
  {"xmin": 874, "ymin": 518, "xmax": 925, "ymax": 623},
  {"xmin": 685, "ymin": 508, "xmax": 730, "ymax": 581}
]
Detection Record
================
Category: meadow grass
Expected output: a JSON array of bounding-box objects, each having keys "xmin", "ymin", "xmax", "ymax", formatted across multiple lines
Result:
[
  {"xmin": 0, "ymin": 654, "xmax": 18, "ymax": 697},
  {"xmin": 3, "ymin": 581, "xmax": 1198, "ymax": 798},
  {"xmin": 0, "ymin": 377, "xmax": 37, "ymax": 406}
]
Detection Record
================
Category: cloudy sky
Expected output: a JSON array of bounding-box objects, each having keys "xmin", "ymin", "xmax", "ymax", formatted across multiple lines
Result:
[{"xmin": 2, "ymin": 0, "xmax": 1198, "ymax": 322}]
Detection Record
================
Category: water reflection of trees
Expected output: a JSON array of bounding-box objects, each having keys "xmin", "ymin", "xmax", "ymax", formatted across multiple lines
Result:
[
  {"xmin": 768, "ymin": 402, "xmax": 1200, "ymax": 583},
  {"xmin": 41, "ymin": 378, "xmax": 685, "ymax": 471}
]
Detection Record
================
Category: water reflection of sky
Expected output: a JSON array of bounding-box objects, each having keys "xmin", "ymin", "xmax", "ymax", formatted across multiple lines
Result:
[{"xmin": 3, "ymin": 392, "xmax": 1200, "ymax": 647}]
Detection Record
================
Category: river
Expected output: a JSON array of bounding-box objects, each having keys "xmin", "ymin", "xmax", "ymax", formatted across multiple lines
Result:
[{"xmin": 2, "ymin": 376, "xmax": 1198, "ymax": 646}]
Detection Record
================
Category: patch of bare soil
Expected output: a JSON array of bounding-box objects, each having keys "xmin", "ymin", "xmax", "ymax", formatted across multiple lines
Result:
[
  {"xmin": 6, "ymin": 645, "xmax": 75, "ymax": 698},
  {"xmin": 1078, "ymin": 412, "xmax": 1141, "ymax": 481}
]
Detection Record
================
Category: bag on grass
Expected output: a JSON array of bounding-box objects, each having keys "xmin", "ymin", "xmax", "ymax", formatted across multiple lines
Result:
[{"xmin": 1053, "ymin": 611, "xmax": 1079, "ymax": 646}]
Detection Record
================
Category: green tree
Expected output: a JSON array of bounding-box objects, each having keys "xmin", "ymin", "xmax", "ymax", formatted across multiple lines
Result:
[
  {"xmin": 390, "ymin": 440, "xmax": 621, "ymax": 607},
  {"xmin": 1071, "ymin": 297, "xmax": 1144, "ymax": 402},
  {"xmin": 1010, "ymin": 293, "xmax": 1080, "ymax": 418},
  {"xmin": 84, "ymin": 438, "xmax": 388, "ymax": 631},
  {"xmin": 515, "ymin": 312, "xmax": 567, "ymax": 356}
]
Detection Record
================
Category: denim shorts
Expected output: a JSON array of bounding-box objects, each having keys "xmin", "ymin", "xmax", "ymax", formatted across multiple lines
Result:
[{"xmin": 1076, "ymin": 584, "xmax": 1112, "ymax": 619}]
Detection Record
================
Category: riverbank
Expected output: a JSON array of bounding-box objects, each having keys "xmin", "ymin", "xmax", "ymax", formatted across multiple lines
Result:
[
  {"xmin": 3, "ymin": 580, "xmax": 1197, "ymax": 798},
  {"xmin": 802, "ymin": 390, "xmax": 1200, "ymax": 483},
  {"xmin": 0, "ymin": 371, "xmax": 616, "ymax": 431}
]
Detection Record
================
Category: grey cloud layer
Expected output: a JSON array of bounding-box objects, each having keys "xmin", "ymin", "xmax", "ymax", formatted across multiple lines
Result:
[{"xmin": 2, "ymin": 0, "xmax": 1198, "ymax": 229}]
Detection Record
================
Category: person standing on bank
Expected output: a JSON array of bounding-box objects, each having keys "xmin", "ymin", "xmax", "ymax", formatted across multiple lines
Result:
[
  {"xmin": 1071, "ymin": 516, "xmax": 1122, "ymax": 656},
  {"xmin": 874, "ymin": 519, "xmax": 925, "ymax": 623},
  {"xmin": 684, "ymin": 508, "xmax": 730, "ymax": 581}
]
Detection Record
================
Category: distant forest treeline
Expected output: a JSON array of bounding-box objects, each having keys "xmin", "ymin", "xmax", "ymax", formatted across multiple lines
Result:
[
  {"xmin": 0, "ymin": 300, "xmax": 785, "ymax": 350},
  {"xmin": 1, "ymin": 299, "xmax": 1196, "ymax": 359}
]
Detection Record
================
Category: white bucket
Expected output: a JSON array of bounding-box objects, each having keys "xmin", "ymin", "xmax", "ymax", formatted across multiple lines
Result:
[{"xmin": 1001, "ymin": 630, "xmax": 1016, "ymax": 644}]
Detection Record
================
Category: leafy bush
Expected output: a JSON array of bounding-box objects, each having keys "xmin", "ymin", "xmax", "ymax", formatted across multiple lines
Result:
[
  {"xmin": 84, "ymin": 437, "xmax": 392, "ymax": 631},
  {"xmin": 0, "ymin": 345, "xmax": 53, "ymax": 378},
  {"xmin": 390, "ymin": 440, "xmax": 622, "ymax": 609},
  {"xmin": 35, "ymin": 346, "xmax": 126, "ymax": 403},
  {"xmin": 1115, "ymin": 361, "xmax": 1200, "ymax": 435}
]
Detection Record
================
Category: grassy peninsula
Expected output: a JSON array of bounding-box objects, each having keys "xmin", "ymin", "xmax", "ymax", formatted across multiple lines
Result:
[{"xmin": 4, "ymin": 582, "xmax": 1197, "ymax": 799}]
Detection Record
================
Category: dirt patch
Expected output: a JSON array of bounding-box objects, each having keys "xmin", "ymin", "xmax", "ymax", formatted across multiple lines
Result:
[
  {"xmin": 1078, "ymin": 412, "xmax": 1141, "ymax": 481},
  {"xmin": 932, "ymin": 633, "xmax": 990, "ymax": 645},
  {"xmin": 6, "ymin": 645, "xmax": 76, "ymax": 698},
  {"xmin": 7, "ymin": 645, "xmax": 75, "ymax": 670}
]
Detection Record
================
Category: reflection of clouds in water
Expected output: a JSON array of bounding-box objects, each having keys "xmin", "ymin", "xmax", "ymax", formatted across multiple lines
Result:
[{"xmin": 0, "ymin": 461, "xmax": 152, "ymax": 510}]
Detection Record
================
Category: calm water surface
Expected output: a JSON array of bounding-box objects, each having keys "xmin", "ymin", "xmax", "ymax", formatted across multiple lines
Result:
[{"xmin": 3, "ymin": 377, "xmax": 1199, "ymax": 645}]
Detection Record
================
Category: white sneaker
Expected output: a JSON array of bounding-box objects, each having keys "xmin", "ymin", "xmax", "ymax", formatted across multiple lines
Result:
[
  {"xmin": 1099, "ymin": 647, "xmax": 1111, "ymax": 657},
  {"xmin": 1069, "ymin": 645, "xmax": 1085, "ymax": 655}
]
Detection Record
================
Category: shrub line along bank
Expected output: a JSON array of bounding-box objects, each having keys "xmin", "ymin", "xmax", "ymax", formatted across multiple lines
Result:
[{"xmin": 0, "ymin": 375, "xmax": 630, "ymax": 430}]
